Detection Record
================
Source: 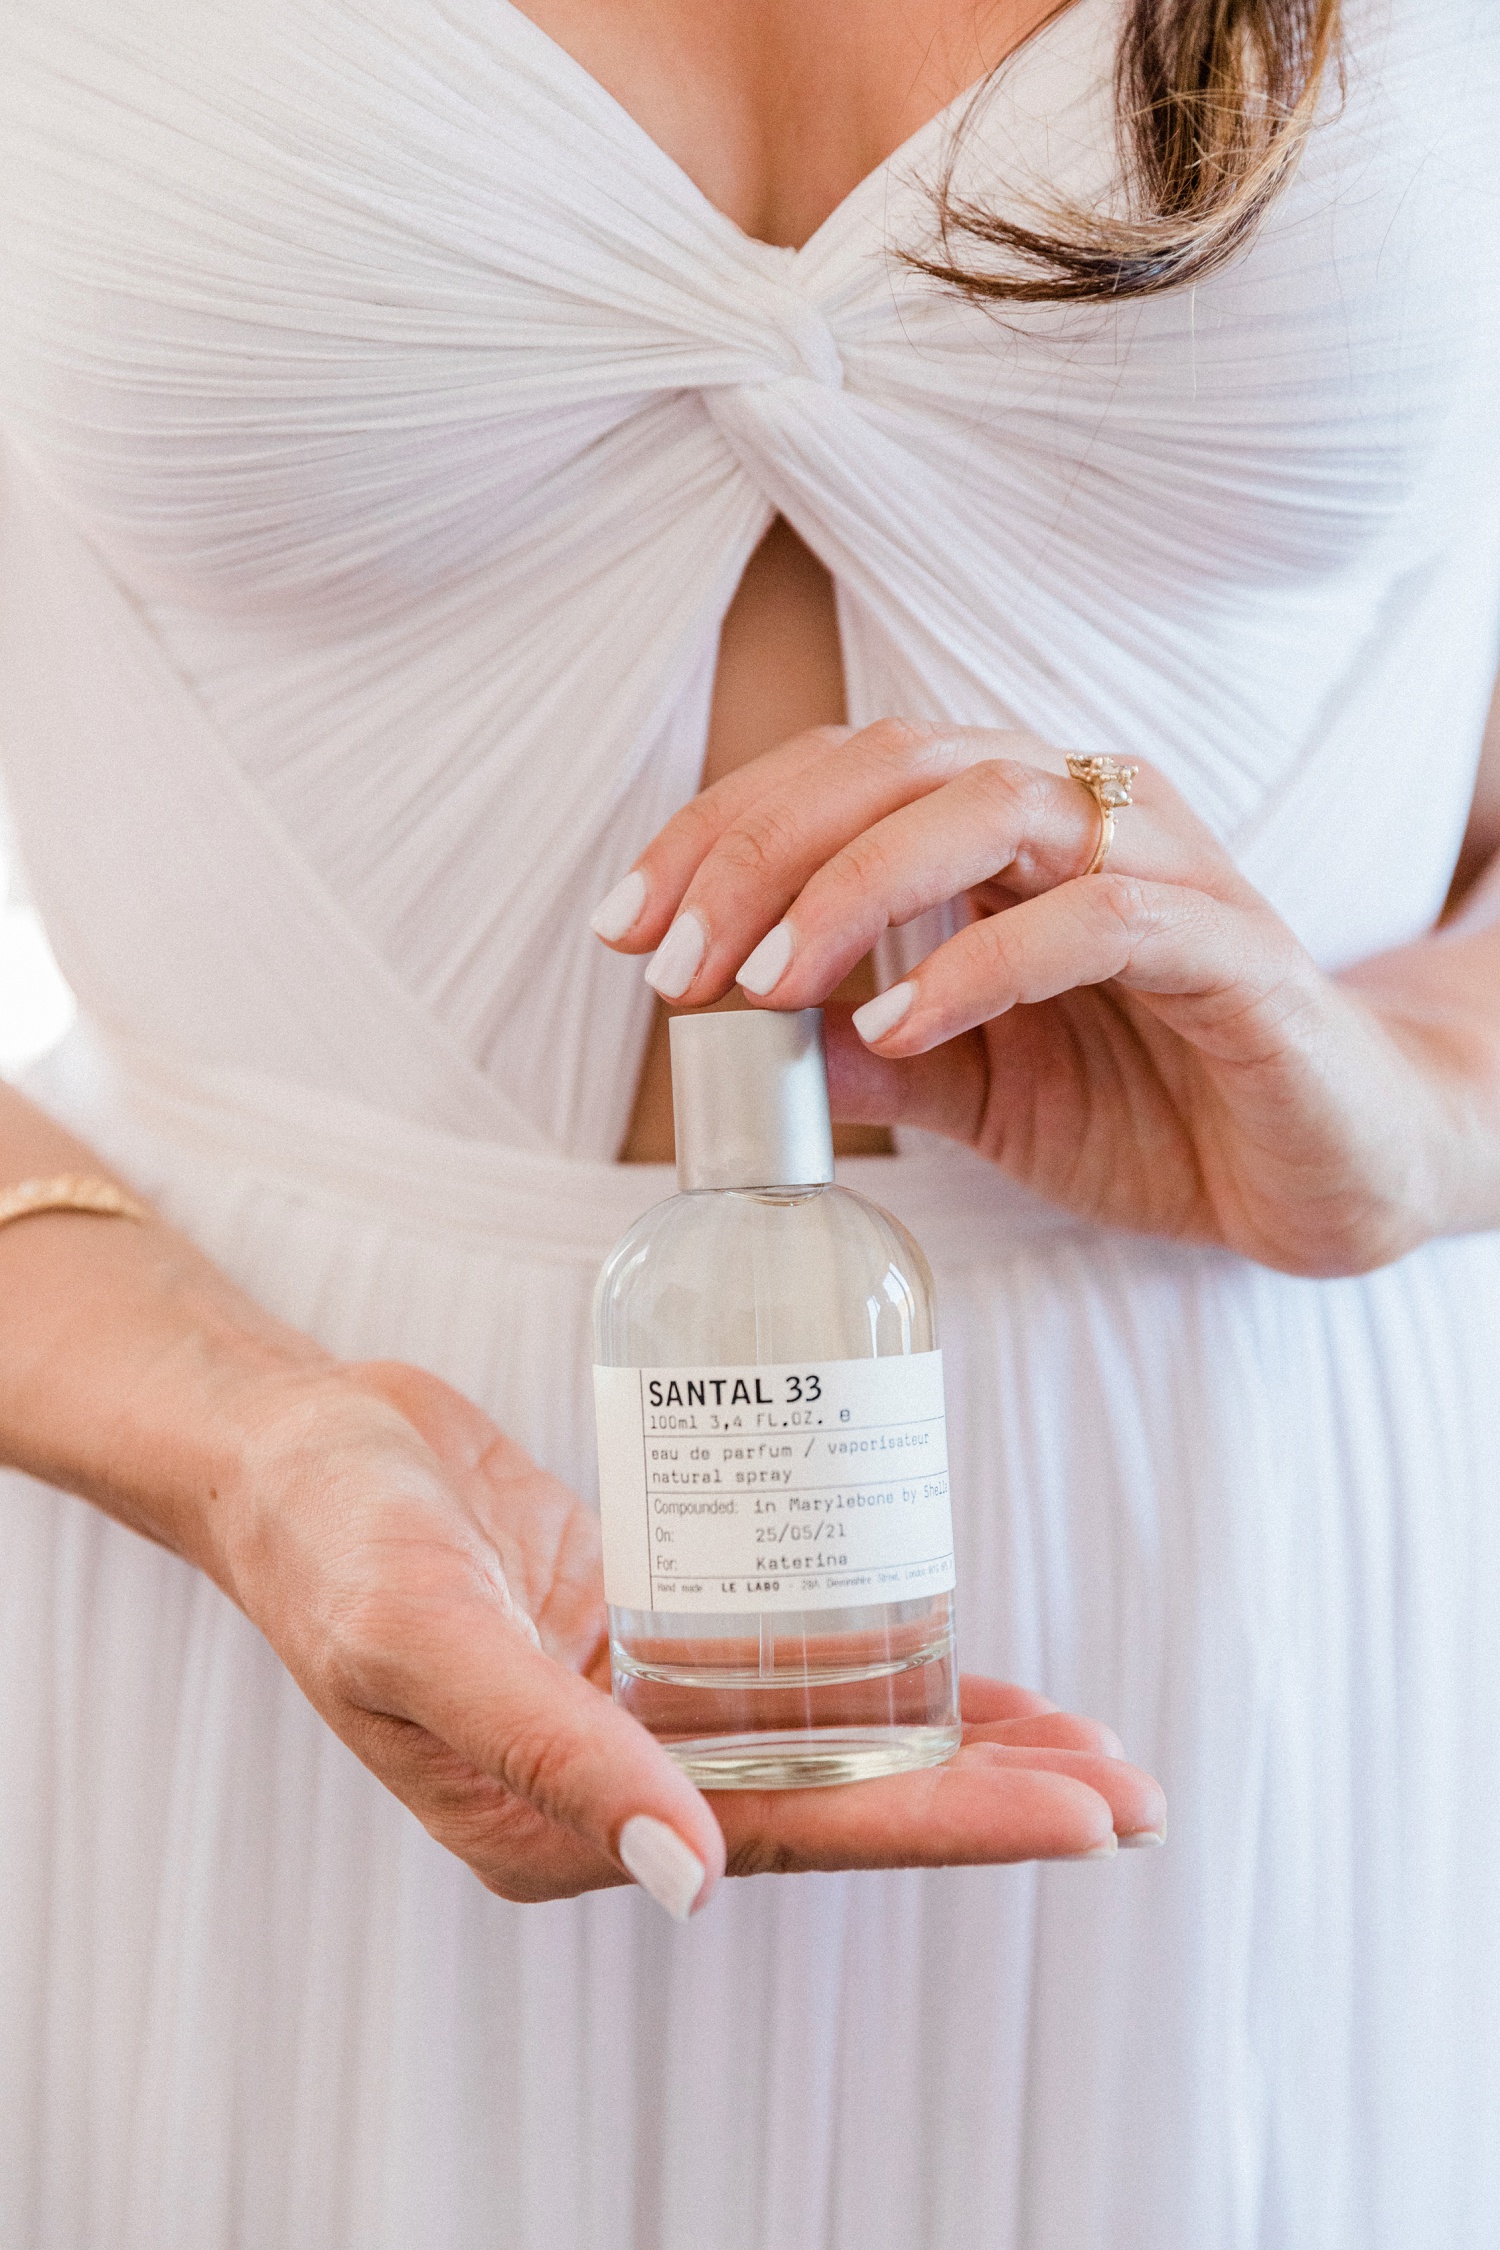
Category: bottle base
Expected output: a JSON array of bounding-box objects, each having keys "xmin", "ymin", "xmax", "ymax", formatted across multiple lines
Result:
[{"xmin": 662, "ymin": 1723, "xmax": 963, "ymax": 1790}]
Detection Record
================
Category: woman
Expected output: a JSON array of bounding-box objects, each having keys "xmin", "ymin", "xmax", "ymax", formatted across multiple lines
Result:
[{"xmin": 1, "ymin": 0, "xmax": 1496, "ymax": 2242}]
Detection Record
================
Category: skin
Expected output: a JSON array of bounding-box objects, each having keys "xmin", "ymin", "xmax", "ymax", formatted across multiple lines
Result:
[
  {"xmin": 0, "ymin": 1093, "xmax": 1161, "ymax": 1902},
  {"xmin": 604, "ymin": 701, "xmax": 1500, "ymax": 1279},
  {"xmin": 583, "ymin": 0, "xmax": 1500, "ymax": 1264},
  {"xmin": 507, "ymin": 0, "xmax": 1060, "ymax": 252},
  {"xmin": 0, "ymin": 0, "xmax": 1176, "ymax": 1918}
]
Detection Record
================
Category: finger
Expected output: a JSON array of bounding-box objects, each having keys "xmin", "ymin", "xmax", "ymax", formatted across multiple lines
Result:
[
  {"xmin": 336, "ymin": 1594, "xmax": 727, "ymax": 1920},
  {"xmin": 677, "ymin": 748, "xmax": 1229, "ymax": 1011},
  {"xmin": 586, "ymin": 725, "xmax": 854, "ymax": 953},
  {"xmin": 660, "ymin": 722, "xmax": 998, "ymax": 999},
  {"xmin": 967, "ymin": 1710, "xmax": 1129, "ymax": 1760},
  {"xmin": 336, "ymin": 1367, "xmax": 720, "ymax": 1916},
  {"xmin": 736, "ymin": 758, "xmax": 1246, "ymax": 1014},
  {"xmin": 824, "ymin": 1003, "xmax": 990, "ymax": 1144},
  {"xmin": 607, "ymin": 722, "xmax": 1045, "ymax": 1002},
  {"xmin": 715, "ymin": 1742, "xmax": 1162, "ymax": 1873},
  {"xmin": 657, "ymin": 727, "xmax": 1056, "ymax": 1004},
  {"xmin": 732, "ymin": 760, "xmax": 1127, "ymax": 1010},
  {"xmin": 957, "ymin": 1673, "xmax": 1059, "ymax": 1724},
  {"xmin": 850, "ymin": 874, "xmax": 1293, "ymax": 1060},
  {"xmin": 338, "ymin": 1704, "xmax": 631, "ymax": 1903},
  {"xmin": 353, "ymin": 1718, "xmax": 1158, "ymax": 1900},
  {"xmin": 985, "ymin": 1746, "xmax": 1166, "ymax": 1841}
]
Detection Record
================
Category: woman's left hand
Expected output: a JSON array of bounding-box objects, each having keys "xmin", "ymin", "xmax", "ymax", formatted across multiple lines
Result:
[{"xmin": 593, "ymin": 721, "xmax": 1500, "ymax": 1276}]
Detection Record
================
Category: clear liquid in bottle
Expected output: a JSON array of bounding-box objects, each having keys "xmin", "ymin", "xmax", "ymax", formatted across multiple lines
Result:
[{"xmin": 592, "ymin": 1008, "xmax": 961, "ymax": 1789}]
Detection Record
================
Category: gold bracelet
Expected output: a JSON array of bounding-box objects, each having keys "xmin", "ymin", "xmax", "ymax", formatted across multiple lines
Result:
[{"xmin": 0, "ymin": 1174, "xmax": 150, "ymax": 1233}]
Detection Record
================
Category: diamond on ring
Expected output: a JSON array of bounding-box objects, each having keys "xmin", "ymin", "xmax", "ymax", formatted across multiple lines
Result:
[{"xmin": 1065, "ymin": 755, "xmax": 1139, "ymax": 875}]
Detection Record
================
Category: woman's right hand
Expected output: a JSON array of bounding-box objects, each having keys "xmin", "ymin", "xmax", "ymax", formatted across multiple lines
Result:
[{"xmin": 218, "ymin": 1357, "xmax": 1166, "ymax": 1915}]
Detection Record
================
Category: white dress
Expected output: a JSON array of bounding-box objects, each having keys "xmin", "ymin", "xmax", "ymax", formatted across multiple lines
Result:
[{"xmin": 2, "ymin": 0, "xmax": 1500, "ymax": 2241}]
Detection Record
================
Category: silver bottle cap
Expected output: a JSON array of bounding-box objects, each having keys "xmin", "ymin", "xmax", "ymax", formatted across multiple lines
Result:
[{"xmin": 670, "ymin": 1008, "xmax": 835, "ymax": 1192}]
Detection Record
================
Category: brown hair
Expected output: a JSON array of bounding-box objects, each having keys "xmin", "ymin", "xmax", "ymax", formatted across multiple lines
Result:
[{"xmin": 912, "ymin": 0, "xmax": 1343, "ymax": 304}]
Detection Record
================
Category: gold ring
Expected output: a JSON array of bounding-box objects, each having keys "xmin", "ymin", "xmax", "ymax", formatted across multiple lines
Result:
[{"xmin": 1066, "ymin": 755, "xmax": 1139, "ymax": 875}]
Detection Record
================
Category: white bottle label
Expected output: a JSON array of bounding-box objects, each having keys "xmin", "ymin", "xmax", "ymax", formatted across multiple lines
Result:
[{"xmin": 592, "ymin": 1352, "xmax": 954, "ymax": 1615}]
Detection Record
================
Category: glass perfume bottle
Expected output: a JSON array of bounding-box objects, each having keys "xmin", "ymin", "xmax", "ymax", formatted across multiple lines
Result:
[{"xmin": 593, "ymin": 1007, "xmax": 961, "ymax": 1788}]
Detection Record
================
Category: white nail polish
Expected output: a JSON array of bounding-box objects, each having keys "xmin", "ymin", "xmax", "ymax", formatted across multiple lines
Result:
[
  {"xmin": 851, "ymin": 982, "xmax": 914, "ymax": 1045},
  {"xmin": 1119, "ymin": 1828, "xmax": 1166, "ymax": 1849},
  {"xmin": 618, "ymin": 1814, "xmax": 706, "ymax": 1922},
  {"xmin": 590, "ymin": 869, "xmax": 647, "ymax": 942},
  {"xmin": 736, "ymin": 920, "xmax": 795, "ymax": 997},
  {"xmin": 645, "ymin": 912, "xmax": 706, "ymax": 999},
  {"xmin": 1060, "ymin": 1835, "xmax": 1119, "ymax": 1861}
]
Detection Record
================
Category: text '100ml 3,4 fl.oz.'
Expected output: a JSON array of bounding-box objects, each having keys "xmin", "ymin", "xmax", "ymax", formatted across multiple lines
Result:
[{"xmin": 592, "ymin": 1007, "xmax": 961, "ymax": 1788}]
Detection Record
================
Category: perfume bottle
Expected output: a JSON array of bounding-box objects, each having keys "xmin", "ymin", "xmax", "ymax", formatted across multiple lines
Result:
[{"xmin": 593, "ymin": 1008, "xmax": 961, "ymax": 1788}]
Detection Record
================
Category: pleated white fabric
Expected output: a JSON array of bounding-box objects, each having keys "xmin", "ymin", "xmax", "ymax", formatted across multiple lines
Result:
[{"xmin": 3, "ymin": 0, "xmax": 1500, "ymax": 2242}]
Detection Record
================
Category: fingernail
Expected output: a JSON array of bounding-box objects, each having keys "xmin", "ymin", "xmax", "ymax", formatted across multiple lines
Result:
[
  {"xmin": 851, "ymin": 982, "xmax": 914, "ymax": 1045},
  {"xmin": 618, "ymin": 1814, "xmax": 706, "ymax": 1922},
  {"xmin": 645, "ymin": 912, "xmax": 706, "ymax": 998},
  {"xmin": 737, "ymin": 920, "xmax": 795, "ymax": 997},
  {"xmin": 1119, "ymin": 1827, "xmax": 1166, "ymax": 1850},
  {"xmin": 1060, "ymin": 1834, "xmax": 1119, "ymax": 1861},
  {"xmin": 590, "ymin": 870, "xmax": 647, "ymax": 942}
]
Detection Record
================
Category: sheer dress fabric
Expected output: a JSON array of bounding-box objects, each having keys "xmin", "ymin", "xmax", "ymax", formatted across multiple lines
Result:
[{"xmin": 2, "ymin": 0, "xmax": 1500, "ymax": 2243}]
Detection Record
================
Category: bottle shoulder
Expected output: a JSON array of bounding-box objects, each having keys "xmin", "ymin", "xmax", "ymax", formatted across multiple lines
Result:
[
  {"xmin": 593, "ymin": 1182, "xmax": 938, "ymax": 1364},
  {"xmin": 598, "ymin": 1182, "xmax": 928, "ymax": 1272}
]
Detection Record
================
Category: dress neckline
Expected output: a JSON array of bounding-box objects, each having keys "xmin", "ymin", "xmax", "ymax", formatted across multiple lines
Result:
[{"xmin": 492, "ymin": 0, "xmax": 1101, "ymax": 259}]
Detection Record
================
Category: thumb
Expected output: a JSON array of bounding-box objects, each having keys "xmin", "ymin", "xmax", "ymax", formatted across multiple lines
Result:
[
  {"xmin": 824, "ymin": 1002, "xmax": 987, "ymax": 1143},
  {"xmin": 384, "ymin": 1610, "xmax": 726, "ymax": 1920}
]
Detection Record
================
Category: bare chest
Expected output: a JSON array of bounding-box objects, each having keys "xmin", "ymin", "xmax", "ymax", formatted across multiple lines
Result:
[{"xmin": 505, "ymin": 0, "xmax": 1054, "ymax": 248}]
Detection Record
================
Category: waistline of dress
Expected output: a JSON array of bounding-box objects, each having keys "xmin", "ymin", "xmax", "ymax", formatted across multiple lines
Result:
[{"xmin": 28, "ymin": 1024, "xmax": 1089, "ymax": 1271}]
